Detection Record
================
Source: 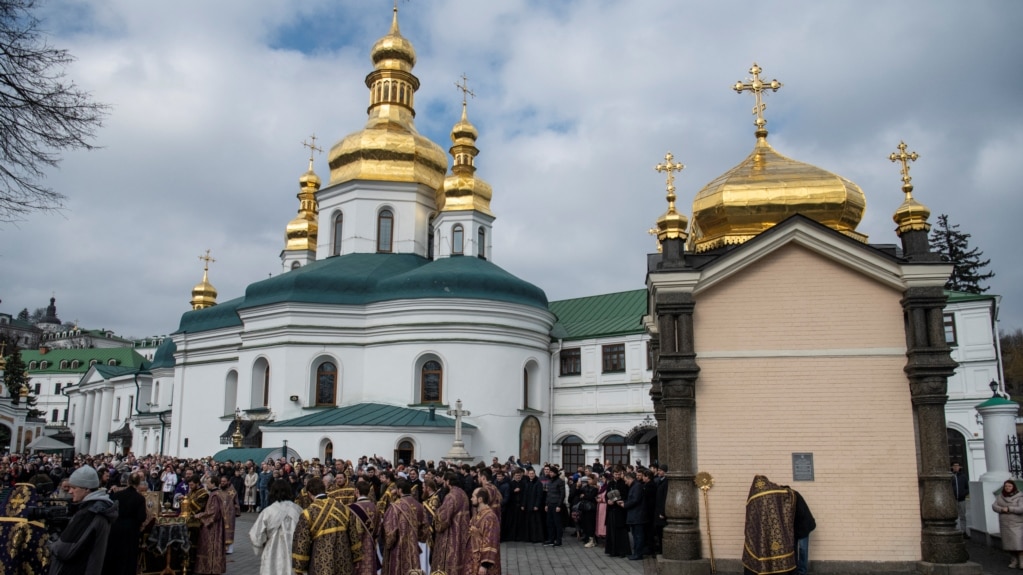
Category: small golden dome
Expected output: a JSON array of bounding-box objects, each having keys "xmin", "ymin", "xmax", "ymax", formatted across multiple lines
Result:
[
  {"xmin": 653, "ymin": 152, "xmax": 688, "ymax": 243},
  {"xmin": 690, "ymin": 134, "xmax": 867, "ymax": 252},
  {"xmin": 191, "ymin": 250, "xmax": 218, "ymax": 310},
  {"xmin": 285, "ymin": 161, "xmax": 320, "ymax": 252},
  {"xmin": 889, "ymin": 141, "xmax": 930, "ymax": 235},
  {"xmin": 328, "ymin": 6, "xmax": 447, "ymax": 190},
  {"xmin": 191, "ymin": 269, "xmax": 217, "ymax": 310},
  {"xmin": 439, "ymin": 102, "xmax": 493, "ymax": 215}
]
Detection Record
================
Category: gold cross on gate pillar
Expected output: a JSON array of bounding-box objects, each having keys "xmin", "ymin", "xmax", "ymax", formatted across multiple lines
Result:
[
  {"xmin": 198, "ymin": 249, "xmax": 215, "ymax": 272},
  {"xmin": 889, "ymin": 141, "xmax": 919, "ymax": 193},
  {"xmin": 655, "ymin": 152, "xmax": 685, "ymax": 208},
  {"xmin": 302, "ymin": 134, "xmax": 323, "ymax": 168},
  {"xmin": 733, "ymin": 62, "xmax": 782, "ymax": 133},
  {"xmin": 455, "ymin": 73, "xmax": 475, "ymax": 106}
]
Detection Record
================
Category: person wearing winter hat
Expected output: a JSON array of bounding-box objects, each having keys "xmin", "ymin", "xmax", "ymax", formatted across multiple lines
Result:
[{"xmin": 48, "ymin": 465, "xmax": 118, "ymax": 575}]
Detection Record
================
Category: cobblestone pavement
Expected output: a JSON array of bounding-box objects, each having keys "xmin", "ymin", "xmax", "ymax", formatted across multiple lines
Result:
[
  {"xmin": 227, "ymin": 512, "xmax": 647, "ymax": 575},
  {"xmin": 227, "ymin": 512, "xmax": 1009, "ymax": 575}
]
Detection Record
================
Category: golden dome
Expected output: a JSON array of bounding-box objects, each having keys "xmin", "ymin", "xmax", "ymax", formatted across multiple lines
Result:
[
  {"xmin": 652, "ymin": 152, "xmax": 688, "ymax": 243},
  {"xmin": 889, "ymin": 141, "xmax": 931, "ymax": 235},
  {"xmin": 285, "ymin": 160, "xmax": 321, "ymax": 252},
  {"xmin": 328, "ymin": 6, "xmax": 447, "ymax": 190},
  {"xmin": 690, "ymin": 133, "xmax": 867, "ymax": 252},
  {"xmin": 438, "ymin": 102, "xmax": 493, "ymax": 215},
  {"xmin": 191, "ymin": 251, "xmax": 217, "ymax": 310}
]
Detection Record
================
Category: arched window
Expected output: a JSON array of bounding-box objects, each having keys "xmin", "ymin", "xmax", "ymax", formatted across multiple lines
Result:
[
  {"xmin": 40, "ymin": 361, "xmax": 48, "ymax": 369},
  {"xmin": 420, "ymin": 360, "xmax": 442, "ymax": 403},
  {"xmin": 603, "ymin": 434, "xmax": 628, "ymax": 466},
  {"xmin": 262, "ymin": 365, "xmax": 270, "ymax": 407},
  {"xmin": 395, "ymin": 439, "xmax": 414, "ymax": 466},
  {"xmin": 153, "ymin": 381, "xmax": 160, "ymax": 406},
  {"xmin": 60, "ymin": 360, "xmax": 68, "ymax": 369},
  {"xmin": 71, "ymin": 360, "xmax": 80, "ymax": 369},
  {"xmin": 108, "ymin": 359, "xmax": 118, "ymax": 366},
  {"xmin": 89, "ymin": 360, "xmax": 97, "ymax": 367},
  {"xmin": 377, "ymin": 209, "xmax": 394, "ymax": 253},
  {"xmin": 452, "ymin": 224, "xmax": 464, "ymax": 255},
  {"xmin": 523, "ymin": 368, "xmax": 529, "ymax": 409},
  {"xmin": 561, "ymin": 435, "xmax": 585, "ymax": 471},
  {"xmin": 477, "ymin": 227, "xmax": 486, "ymax": 259},
  {"xmin": 291, "ymin": 261, "xmax": 301, "ymax": 270},
  {"xmin": 332, "ymin": 212, "xmax": 343, "ymax": 256},
  {"xmin": 316, "ymin": 362, "xmax": 337, "ymax": 406},
  {"xmin": 324, "ymin": 441, "xmax": 334, "ymax": 464},
  {"xmin": 29, "ymin": 361, "xmax": 37, "ymax": 370},
  {"xmin": 225, "ymin": 370, "xmax": 238, "ymax": 416}
]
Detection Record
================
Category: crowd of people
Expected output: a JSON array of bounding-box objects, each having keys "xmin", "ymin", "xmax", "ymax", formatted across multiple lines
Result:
[{"xmin": 0, "ymin": 450, "xmax": 670, "ymax": 575}]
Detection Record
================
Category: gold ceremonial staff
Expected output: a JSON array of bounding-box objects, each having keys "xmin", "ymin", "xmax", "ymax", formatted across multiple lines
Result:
[{"xmin": 695, "ymin": 471, "xmax": 716, "ymax": 573}]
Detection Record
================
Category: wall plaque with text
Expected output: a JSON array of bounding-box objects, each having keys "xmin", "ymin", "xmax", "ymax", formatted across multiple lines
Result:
[{"xmin": 792, "ymin": 452, "xmax": 814, "ymax": 481}]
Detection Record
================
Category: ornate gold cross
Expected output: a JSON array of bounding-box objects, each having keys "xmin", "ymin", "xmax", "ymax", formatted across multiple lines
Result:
[
  {"xmin": 455, "ymin": 73, "xmax": 476, "ymax": 106},
  {"xmin": 198, "ymin": 249, "xmax": 215, "ymax": 272},
  {"xmin": 889, "ymin": 141, "xmax": 919, "ymax": 192},
  {"xmin": 302, "ymin": 134, "xmax": 322, "ymax": 168},
  {"xmin": 733, "ymin": 62, "xmax": 782, "ymax": 132},
  {"xmin": 655, "ymin": 152, "xmax": 685, "ymax": 210}
]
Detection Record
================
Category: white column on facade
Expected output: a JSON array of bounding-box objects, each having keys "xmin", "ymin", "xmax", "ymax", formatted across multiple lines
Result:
[
  {"xmin": 81, "ymin": 391, "xmax": 95, "ymax": 453},
  {"xmin": 96, "ymin": 387, "xmax": 114, "ymax": 454},
  {"xmin": 972, "ymin": 396, "xmax": 1019, "ymax": 536}
]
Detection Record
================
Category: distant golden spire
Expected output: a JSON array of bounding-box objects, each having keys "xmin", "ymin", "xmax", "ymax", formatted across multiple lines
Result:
[
  {"xmin": 652, "ymin": 151, "xmax": 688, "ymax": 243},
  {"xmin": 302, "ymin": 134, "xmax": 323, "ymax": 172},
  {"xmin": 284, "ymin": 136, "xmax": 321, "ymax": 256},
  {"xmin": 439, "ymin": 75, "xmax": 493, "ymax": 215},
  {"xmin": 889, "ymin": 141, "xmax": 930, "ymax": 235},
  {"xmin": 733, "ymin": 63, "xmax": 782, "ymax": 138},
  {"xmin": 455, "ymin": 73, "xmax": 476, "ymax": 106},
  {"xmin": 191, "ymin": 249, "xmax": 218, "ymax": 310}
]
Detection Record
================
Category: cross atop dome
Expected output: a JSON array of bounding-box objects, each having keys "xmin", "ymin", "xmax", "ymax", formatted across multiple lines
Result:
[
  {"xmin": 889, "ymin": 141, "xmax": 919, "ymax": 194},
  {"xmin": 733, "ymin": 62, "xmax": 782, "ymax": 137},
  {"xmin": 302, "ymin": 134, "xmax": 322, "ymax": 171}
]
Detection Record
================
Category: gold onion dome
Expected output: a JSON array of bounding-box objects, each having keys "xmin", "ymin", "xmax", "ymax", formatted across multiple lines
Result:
[
  {"xmin": 285, "ymin": 154, "xmax": 321, "ymax": 252},
  {"xmin": 689, "ymin": 63, "xmax": 866, "ymax": 252},
  {"xmin": 439, "ymin": 101, "xmax": 493, "ymax": 215},
  {"xmin": 191, "ymin": 250, "xmax": 218, "ymax": 310},
  {"xmin": 328, "ymin": 7, "xmax": 446, "ymax": 190},
  {"xmin": 889, "ymin": 141, "xmax": 930, "ymax": 235},
  {"xmin": 653, "ymin": 152, "xmax": 688, "ymax": 242}
]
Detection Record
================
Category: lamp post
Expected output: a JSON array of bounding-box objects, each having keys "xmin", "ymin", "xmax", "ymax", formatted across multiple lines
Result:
[{"xmin": 991, "ymin": 379, "xmax": 1000, "ymax": 398}]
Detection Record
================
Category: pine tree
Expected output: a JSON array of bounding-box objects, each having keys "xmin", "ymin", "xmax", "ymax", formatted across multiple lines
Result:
[
  {"xmin": 929, "ymin": 214, "xmax": 995, "ymax": 294},
  {"xmin": 15, "ymin": 308, "xmax": 27, "ymax": 322},
  {"xmin": 3, "ymin": 341, "xmax": 26, "ymax": 405}
]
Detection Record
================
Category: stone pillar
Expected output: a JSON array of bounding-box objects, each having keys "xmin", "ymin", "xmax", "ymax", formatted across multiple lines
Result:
[
  {"xmin": 973, "ymin": 396, "xmax": 1018, "ymax": 536},
  {"xmin": 81, "ymin": 391, "xmax": 95, "ymax": 453},
  {"xmin": 902, "ymin": 286, "xmax": 968, "ymax": 564},
  {"xmin": 656, "ymin": 290, "xmax": 705, "ymax": 573},
  {"xmin": 96, "ymin": 387, "xmax": 114, "ymax": 454}
]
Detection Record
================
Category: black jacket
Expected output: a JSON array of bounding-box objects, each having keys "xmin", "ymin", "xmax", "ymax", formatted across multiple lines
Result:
[
  {"xmin": 545, "ymin": 476, "xmax": 566, "ymax": 508},
  {"xmin": 49, "ymin": 490, "xmax": 118, "ymax": 575},
  {"xmin": 623, "ymin": 480, "xmax": 646, "ymax": 525}
]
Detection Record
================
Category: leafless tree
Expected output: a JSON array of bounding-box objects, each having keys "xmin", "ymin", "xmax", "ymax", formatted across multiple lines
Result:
[{"xmin": 0, "ymin": 0, "xmax": 107, "ymax": 221}]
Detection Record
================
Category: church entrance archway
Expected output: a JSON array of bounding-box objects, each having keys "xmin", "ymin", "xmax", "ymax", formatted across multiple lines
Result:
[
  {"xmin": 947, "ymin": 428, "xmax": 968, "ymax": 475},
  {"xmin": 519, "ymin": 416, "xmax": 540, "ymax": 466},
  {"xmin": 395, "ymin": 439, "xmax": 413, "ymax": 466},
  {"xmin": 0, "ymin": 424, "xmax": 10, "ymax": 451}
]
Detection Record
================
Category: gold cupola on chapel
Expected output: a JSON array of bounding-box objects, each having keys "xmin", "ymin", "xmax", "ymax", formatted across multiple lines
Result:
[
  {"xmin": 284, "ymin": 138, "xmax": 322, "ymax": 253},
  {"xmin": 190, "ymin": 250, "xmax": 218, "ymax": 310},
  {"xmin": 327, "ymin": 6, "xmax": 447, "ymax": 191},
  {"xmin": 438, "ymin": 79, "xmax": 493, "ymax": 216},
  {"xmin": 689, "ymin": 63, "xmax": 867, "ymax": 253}
]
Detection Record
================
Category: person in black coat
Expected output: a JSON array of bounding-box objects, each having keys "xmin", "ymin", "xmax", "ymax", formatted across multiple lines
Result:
[
  {"xmin": 604, "ymin": 468, "xmax": 631, "ymax": 558},
  {"xmin": 621, "ymin": 471, "xmax": 647, "ymax": 561},
  {"xmin": 576, "ymin": 476, "xmax": 599, "ymax": 547},
  {"xmin": 654, "ymin": 464, "xmax": 669, "ymax": 554},
  {"xmin": 522, "ymin": 468, "xmax": 546, "ymax": 543},
  {"xmin": 640, "ymin": 468, "xmax": 658, "ymax": 556},
  {"xmin": 103, "ymin": 471, "xmax": 148, "ymax": 575}
]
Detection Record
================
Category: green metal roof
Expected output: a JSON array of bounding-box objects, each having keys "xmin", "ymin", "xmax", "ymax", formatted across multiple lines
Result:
[
  {"xmin": 264, "ymin": 402, "xmax": 477, "ymax": 430},
  {"xmin": 21, "ymin": 348, "xmax": 147, "ymax": 374},
  {"xmin": 945, "ymin": 290, "xmax": 998, "ymax": 303},
  {"xmin": 548, "ymin": 289, "xmax": 646, "ymax": 341},
  {"xmin": 211, "ymin": 447, "xmax": 280, "ymax": 464},
  {"xmin": 177, "ymin": 254, "xmax": 548, "ymax": 335},
  {"xmin": 149, "ymin": 338, "xmax": 177, "ymax": 370}
]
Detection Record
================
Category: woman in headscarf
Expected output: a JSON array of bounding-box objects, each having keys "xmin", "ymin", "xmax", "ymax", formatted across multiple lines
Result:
[{"xmin": 994, "ymin": 479, "xmax": 1023, "ymax": 568}]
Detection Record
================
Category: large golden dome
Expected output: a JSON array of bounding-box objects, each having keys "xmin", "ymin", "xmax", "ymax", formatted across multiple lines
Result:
[
  {"xmin": 438, "ymin": 102, "xmax": 493, "ymax": 215},
  {"xmin": 328, "ymin": 7, "xmax": 447, "ymax": 190}
]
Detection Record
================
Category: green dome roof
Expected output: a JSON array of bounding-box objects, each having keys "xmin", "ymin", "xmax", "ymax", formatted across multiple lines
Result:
[
  {"xmin": 177, "ymin": 254, "xmax": 547, "ymax": 334},
  {"xmin": 149, "ymin": 338, "xmax": 177, "ymax": 369}
]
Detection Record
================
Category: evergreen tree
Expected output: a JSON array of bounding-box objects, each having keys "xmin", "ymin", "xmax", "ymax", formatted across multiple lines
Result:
[
  {"xmin": 15, "ymin": 308, "xmax": 27, "ymax": 322},
  {"xmin": 3, "ymin": 341, "xmax": 26, "ymax": 405},
  {"xmin": 929, "ymin": 214, "xmax": 995, "ymax": 294}
]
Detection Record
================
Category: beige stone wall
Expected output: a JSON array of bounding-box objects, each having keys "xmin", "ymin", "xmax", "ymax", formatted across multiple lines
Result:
[{"xmin": 692, "ymin": 244, "xmax": 920, "ymax": 561}]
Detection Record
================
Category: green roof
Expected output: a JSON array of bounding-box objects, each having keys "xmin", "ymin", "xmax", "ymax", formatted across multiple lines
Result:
[
  {"xmin": 945, "ymin": 290, "xmax": 998, "ymax": 303},
  {"xmin": 548, "ymin": 289, "xmax": 646, "ymax": 341},
  {"xmin": 265, "ymin": 402, "xmax": 476, "ymax": 430},
  {"xmin": 149, "ymin": 338, "xmax": 177, "ymax": 370},
  {"xmin": 177, "ymin": 254, "xmax": 548, "ymax": 334},
  {"xmin": 21, "ymin": 348, "xmax": 147, "ymax": 374},
  {"xmin": 211, "ymin": 447, "xmax": 281, "ymax": 464}
]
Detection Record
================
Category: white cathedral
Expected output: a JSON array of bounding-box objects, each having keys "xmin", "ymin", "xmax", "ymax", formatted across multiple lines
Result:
[{"xmin": 52, "ymin": 8, "xmax": 1004, "ymax": 485}]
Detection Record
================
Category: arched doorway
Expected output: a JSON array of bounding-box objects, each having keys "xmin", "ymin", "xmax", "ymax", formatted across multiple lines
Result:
[
  {"xmin": 948, "ymin": 428, "xmax": 968, "ymax": 476},
  {"xmin": 603, "ymin": 434, "xmax": 628, "ymax": 466},
  {"xmin": 324, "ymin": 441, "xmax": 334, "ymax": 465},
  {"xmin": 395, "ymin": 439, "xmax": 414, "ymax": 466}
]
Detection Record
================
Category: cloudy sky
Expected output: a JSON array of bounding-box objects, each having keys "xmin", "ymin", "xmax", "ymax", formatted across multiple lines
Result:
[{"xmin": 1, "ymin": 0, "xmax": 1020, "ymax": 340}]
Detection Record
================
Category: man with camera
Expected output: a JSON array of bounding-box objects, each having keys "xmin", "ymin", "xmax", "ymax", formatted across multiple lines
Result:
[{"xmin": 48, "ymin": 466, "xmax": 118, "ymax": 575}]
